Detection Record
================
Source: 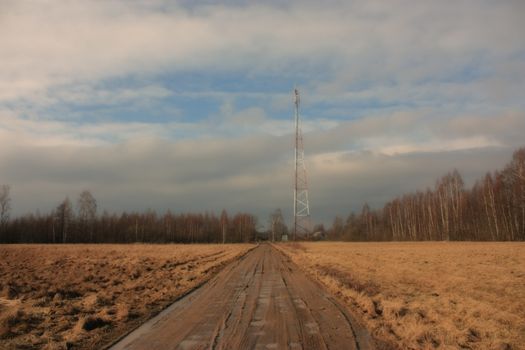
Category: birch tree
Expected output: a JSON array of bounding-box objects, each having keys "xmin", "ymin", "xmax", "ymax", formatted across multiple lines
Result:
[
  {"xmin": 56, "ymin": 197, "xmax": 73, "ymax": 243},
  {"xmin": 77, "ymin": 190, "xmax": 97, "ymax": 242},
  {"xmin": 0, "ymin": 185, "xmax": 11, "ymax": 240}
]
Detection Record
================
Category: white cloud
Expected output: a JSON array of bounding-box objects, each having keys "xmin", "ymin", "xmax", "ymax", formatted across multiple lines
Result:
[
  {"xmin": 0, "ymin": 0, "xmax": 524, "ymax": 225},
  {"xmin": 1, "ymin": 106, "xmax": 522, "ymax": 225},
  {"xmin": 2, "ymin": 1, "xmax": 523, "ymax": 103},
  {"xmin": 372, "ymin": 136, "xmax": 502, "ymax": 156}
]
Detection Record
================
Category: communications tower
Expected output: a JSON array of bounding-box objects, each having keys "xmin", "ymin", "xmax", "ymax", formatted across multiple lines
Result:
[{"xmin": 293, "ymin": 88, "xmax": 311, "ymax": 240}]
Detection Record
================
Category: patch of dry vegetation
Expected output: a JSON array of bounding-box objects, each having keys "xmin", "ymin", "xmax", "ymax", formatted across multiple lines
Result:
[
  {"xmin": 277, "ymin": 242, "xmax": 525, "ymax": 350},
  {"xmin": 0, "ymin": 244, "xmax": 254, "ymax": 349}
]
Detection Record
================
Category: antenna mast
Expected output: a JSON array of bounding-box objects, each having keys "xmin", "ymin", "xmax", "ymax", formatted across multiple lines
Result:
[{"xmin": 293, "ymin": 88, "xmax": 311, "ymax": 240}]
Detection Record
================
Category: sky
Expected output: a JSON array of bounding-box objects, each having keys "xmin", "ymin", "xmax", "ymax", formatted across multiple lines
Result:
[{"xmin": 1, "ymin": 0, "xmax": 524, "ymax": 227}]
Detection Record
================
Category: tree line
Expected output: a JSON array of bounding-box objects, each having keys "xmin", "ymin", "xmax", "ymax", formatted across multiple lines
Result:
[
  {"xmin": 326, "ymin": 147, "xmax": 525, "ymax": 241},
  {"xmin": 2, "ymin": 147, "xmax": 524, "ymax": 243},
  {"xmin": 0, "ymin": 189, "xmax": 257, "ymax": 243}
]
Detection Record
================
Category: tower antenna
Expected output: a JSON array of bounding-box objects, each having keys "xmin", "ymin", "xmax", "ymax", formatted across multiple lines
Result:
[{"xmin": 293, "ymin": 87, "xmax": 311, "ymax": 240}]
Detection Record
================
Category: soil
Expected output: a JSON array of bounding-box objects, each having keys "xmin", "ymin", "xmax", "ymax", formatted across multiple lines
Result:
[
  {"xmin": 110, "ymin": 243, "xmax": 382, "ymax": 350},
  {"xmin": 0, "ymin": 244, "xmax": 254, "ymax": 349}
]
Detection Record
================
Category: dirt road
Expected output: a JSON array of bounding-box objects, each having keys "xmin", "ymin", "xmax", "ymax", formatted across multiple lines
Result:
[{"xmin": 110, "ymin": 244, "xmax": 376, "ymax": 350}]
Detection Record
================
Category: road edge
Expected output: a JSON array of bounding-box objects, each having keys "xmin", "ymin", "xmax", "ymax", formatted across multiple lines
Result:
[
  {"xmin": 271, "ymin": 242, "xmax": 397, "ymax": 350},
  {"xmin": 102, "ymin": 243, "xmax": 259, "ymax": 350}
]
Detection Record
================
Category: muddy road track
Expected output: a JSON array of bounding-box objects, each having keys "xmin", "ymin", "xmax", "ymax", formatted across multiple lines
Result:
[{"xmin": 110, "ymin": 244, "xmax": 376, "ymax": 350}]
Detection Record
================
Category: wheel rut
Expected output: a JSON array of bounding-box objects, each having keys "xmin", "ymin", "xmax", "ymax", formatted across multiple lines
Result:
[{"xmin": 110, "ymin": 244, "xmax": 376, "ymax": 350}]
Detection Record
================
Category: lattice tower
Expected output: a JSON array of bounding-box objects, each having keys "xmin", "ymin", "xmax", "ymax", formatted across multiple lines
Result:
[{"xmin": 293, "ymin": 88, "xmax": 311, "ymax": 240}]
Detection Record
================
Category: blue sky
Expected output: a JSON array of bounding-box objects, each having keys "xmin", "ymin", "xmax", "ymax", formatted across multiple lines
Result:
[{"xmin": 1, "ymin": 0, "xmax": 524, "ymax": 226}]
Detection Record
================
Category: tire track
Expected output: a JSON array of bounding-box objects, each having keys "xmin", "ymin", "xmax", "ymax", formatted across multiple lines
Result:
[{"xmin": 110, "ymin": 244, "xmax": 377, "ymax": 350}]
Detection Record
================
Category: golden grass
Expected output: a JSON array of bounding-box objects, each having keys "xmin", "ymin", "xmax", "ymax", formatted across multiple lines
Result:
[
  {"xmin": 277, "ymin": 242, "xmax": 525, "ymax": 350},
  {"xmin": 0, "ymin": 244, "xmax": 254, "ymax": 349}
]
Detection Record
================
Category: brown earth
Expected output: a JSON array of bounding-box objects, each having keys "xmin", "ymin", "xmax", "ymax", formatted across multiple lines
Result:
[
  {"xmin": 4, "ymin": 242, "xmax": 516, "ymax": 350},
  {"xmin": 0, "ymin": 244, "xmax": 254, "ymax": 349},
  {"xmin": 110, "ymin": 243, "xmax": 382, "ymax": 350},
  {"xmin": 276, "ymin": 242, "xmax": 525, "ymax": 350}
]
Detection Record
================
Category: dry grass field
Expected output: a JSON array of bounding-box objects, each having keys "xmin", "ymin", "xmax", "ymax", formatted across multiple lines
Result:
[
  {"xmin": 277, "ymin": 242, "xmax": 525, "ymax": 350},
  {"xmin": 0, "ymin": 244, "xmax": 254, "ymax": 350}
]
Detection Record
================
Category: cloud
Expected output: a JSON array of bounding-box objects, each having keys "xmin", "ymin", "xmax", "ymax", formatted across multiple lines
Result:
[
  {"xmin": 308, "ymin": 146, "xmax": 514, "ymax": 224},
  {"xmin": 2, "ymin": 1, "xmax": 523, "ymax": 101},
  {"xmin": 1, "ymin": 107, "xmax": 521, "ymax": 226},
  {"xmin": 0, "ymin": 0, "xmax": 524, "ymax": 227},
  {"xmin": 1, "ymin": 130, "xmax": 516, "ymax": 226}
]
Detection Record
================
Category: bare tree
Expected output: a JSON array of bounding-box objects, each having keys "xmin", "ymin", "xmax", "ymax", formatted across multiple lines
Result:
[
  {"xmin": 509, "ymin": 149, "xmax": 525, "ymax": 236},
  {"xmin": 56, "ymin": 197, "xmax": 73, "ymax": 243},
  {"xmin": 232, "ymin": 213, "xmax": 257, "ymax": 242},
  {"xmin": 331, "ymin": 216, "xmax": 344, "ymax": 239},
  {"xmin": 0, "ymin": 185, "xmax": 11, "ymax": 240},
  {"xmin": 269, "ymin": 209, "xmax": 286, "ymax": 242},
  {"xmin": 0, "ymin": 185, "xmax": 11, "ymax": 224},
  {"xmin": 77, "ymin": 190, "xmax": 97, "ymax": 242},
  {"xmin": 220, "ymin": 209, "xmax": 229, "ymax": 243}
]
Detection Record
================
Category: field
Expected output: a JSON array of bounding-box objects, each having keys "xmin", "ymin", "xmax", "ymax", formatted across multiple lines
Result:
[
  {"xmin": 2, "ymin": 242, "xmax": 523, "ymax": 350},
  {"xmin": 0, "ymin": 244, "xmax": 254, "ymax": 349},
  {"xmin": 277, "ymin": 242, "xmax": 525, "ymax": 350}
]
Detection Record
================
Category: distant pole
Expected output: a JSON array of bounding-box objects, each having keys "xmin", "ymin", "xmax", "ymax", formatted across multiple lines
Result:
[{"xmin": 293, "ymin": 88, "xmax": 311, "ymax": 240}]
